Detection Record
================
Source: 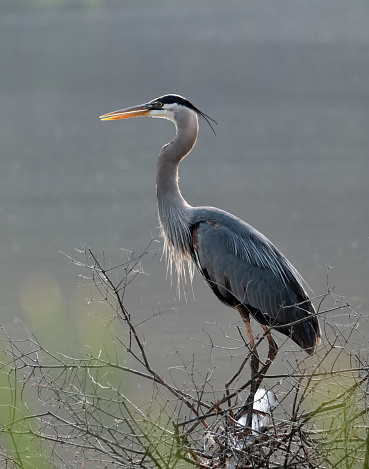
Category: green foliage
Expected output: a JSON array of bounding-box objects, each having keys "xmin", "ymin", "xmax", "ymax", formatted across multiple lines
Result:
[{"xmin": 0, "ymin": 351, "xmax": 53, "ymax": 468}]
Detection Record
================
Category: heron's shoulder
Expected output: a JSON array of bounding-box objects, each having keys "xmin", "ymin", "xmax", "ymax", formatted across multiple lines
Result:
[{"xmin": 190, "ymin": 206, "xmax": 268, "ymax": 241}]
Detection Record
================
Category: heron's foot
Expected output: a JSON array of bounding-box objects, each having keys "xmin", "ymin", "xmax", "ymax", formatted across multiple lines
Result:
[
  {"xmin": 234, "ymin": 390, "xmax": 255, "ymax": 428},
  {"xmin": 234, "ymin": 404, "xmax": 251, "ymax": 423}
]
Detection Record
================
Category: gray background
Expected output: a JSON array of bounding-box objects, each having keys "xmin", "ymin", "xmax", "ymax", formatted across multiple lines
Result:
[{"xmin": 1, "ymin": 1, "xmax": 368, "ymax": 371}]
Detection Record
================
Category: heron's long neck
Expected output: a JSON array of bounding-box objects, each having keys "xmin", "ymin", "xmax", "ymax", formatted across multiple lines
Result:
[{"xmin": 156, "ymin": 110, "xmax": 198, "ymax": 258}]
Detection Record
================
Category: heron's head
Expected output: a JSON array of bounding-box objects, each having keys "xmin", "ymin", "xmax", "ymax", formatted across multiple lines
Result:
[{"xmin": 100, "ymin": 94, "xmax": 217, "ymax": 133}]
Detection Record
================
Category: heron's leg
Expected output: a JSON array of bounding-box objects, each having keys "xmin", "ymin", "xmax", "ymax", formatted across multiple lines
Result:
[
  {"xmin": 246, "ymin": 326, "xmax": 278, "ymax": 403},
  {"xmin": 259, "ymin": 325, "xmax": 278, "ymax": 377},
  {"xmin": 236, "ymin": 305, "xmax": 260, "ymax": 428}
]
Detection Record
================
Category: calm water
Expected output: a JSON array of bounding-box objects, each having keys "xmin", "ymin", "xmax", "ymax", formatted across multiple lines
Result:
[{"xmin": 1, "ymin": 0, "xmax": 369, "ymax": 374}]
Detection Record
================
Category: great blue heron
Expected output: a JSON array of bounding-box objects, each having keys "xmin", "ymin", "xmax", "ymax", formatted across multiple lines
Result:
[{"xmin": 100, "ymin": 94, "xmax": 321, "ymax": 424}]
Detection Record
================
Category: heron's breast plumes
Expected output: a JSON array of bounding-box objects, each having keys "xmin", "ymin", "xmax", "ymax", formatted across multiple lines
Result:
[{"xmin": 157, "ymin": 199, "xmax": 194, "ymax": 292}]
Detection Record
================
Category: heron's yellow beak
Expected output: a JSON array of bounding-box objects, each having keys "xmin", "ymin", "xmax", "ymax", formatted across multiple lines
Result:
[{"xmin": 100, "ymin": 104, "xmax": 150, "ymax": 121}]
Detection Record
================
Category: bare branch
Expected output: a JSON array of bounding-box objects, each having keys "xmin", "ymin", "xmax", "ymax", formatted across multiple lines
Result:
[{"xmin": 0, "ymin": 241, "xmax": 368, "ymax": 468}]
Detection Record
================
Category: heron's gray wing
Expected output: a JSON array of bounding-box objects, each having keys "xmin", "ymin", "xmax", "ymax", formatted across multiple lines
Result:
[{"xmin": 191, "ymin": 220, "xmax": 320, "ymax": 350}]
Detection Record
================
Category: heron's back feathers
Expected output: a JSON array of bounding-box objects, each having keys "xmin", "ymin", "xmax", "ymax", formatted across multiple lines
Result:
[{"xmin": 189, "ymin": 208, "xmax": 321, "ymax": 353}]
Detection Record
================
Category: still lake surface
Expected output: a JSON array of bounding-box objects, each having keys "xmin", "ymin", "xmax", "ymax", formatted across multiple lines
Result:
[{"xmin": 1, "ymin": 1, "xmax": 368, "ymax": 386}]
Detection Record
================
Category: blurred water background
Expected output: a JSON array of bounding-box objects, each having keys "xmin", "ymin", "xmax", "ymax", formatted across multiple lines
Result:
[{"xmin": 1, "ymin": 0, "xmax": 369, "ymax": 373}]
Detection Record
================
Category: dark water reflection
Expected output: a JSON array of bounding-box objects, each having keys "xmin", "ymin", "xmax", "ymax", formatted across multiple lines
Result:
[{"xmin": 1, "ymin": 1, "xmax": 368, "ymax": 375}]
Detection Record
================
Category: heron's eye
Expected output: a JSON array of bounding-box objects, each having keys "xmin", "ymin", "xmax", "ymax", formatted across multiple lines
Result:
[{"xmin": 157, "ymin": 102, "xmax": 163, "ymax": 108}]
